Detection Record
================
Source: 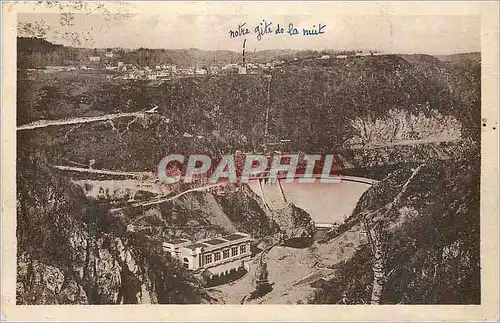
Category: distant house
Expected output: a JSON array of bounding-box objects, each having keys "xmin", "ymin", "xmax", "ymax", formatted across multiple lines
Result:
[
  {"xmin": 117, "ymin": 62, "xmax": 126, "ymax": 72},
  {"xmin": 157, "ymin": 71, "xmax": 169, "ymax": 78},
  {"xmin": 89, "ymin": 56, "xmax": 100, "ymax": 63},
  {"xmin": 179, "ymin": 68, "xmax": 193, "ymax": 75},
  {"xmin": 105, "ymin": 51, "xmax": 114, "ymax": 58},
  {"xmin": 165, "ymin": 64, "xmax": 177, "ymax": 73},
  {"xmin": 195, "ymin": 68, "xmax": 207, "ymax": 75},
  {"xmin": 319, "ymin": 55, "xmax": 330, "ymax": 59},
  {"xmin": 238, "ymin": 66, "xmax": 247, "ymax": 75},
  {"xmin": 336, "ymin": 55, "xmax": 348, "ymax": 59},
  {"xmin": 245, "ymin": 63, "xmax": 259, "ymax": 74},
  {"xmin": 121, "ymin": 72, "xmax": 139, "ymax": 80},
  {"xmin": 248, "ymin": 67, "xmax": 259, "ymax": 75},
  {"xmin": 222, "ymin": 63, "xmax": 239, "ymax": 70},
  {"xmin": 44, "ymin": 66, "xmax": 67, "ymax": 72}
]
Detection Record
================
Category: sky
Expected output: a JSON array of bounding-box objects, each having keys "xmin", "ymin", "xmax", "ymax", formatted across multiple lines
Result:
[{"xmin": 18, "ymin": 12, "xmax": 481, "ymax": 54}]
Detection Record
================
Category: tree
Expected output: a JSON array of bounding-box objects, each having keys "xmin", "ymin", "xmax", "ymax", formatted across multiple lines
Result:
[{"xmin": 361, "ymin": 165, "xmax": 424, "ymax": 304}]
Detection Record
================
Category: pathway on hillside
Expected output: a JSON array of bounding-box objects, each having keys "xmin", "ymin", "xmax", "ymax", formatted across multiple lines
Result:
[
  {"xmin": 109, "ymin": 182, "xmax": 225, "ymax": 212},
  {"xmin": 353, "ymin": 137, "xmax": 461, "ymax": 149},
  {"xmin": 51, "ymin": 165, "xmax": 152, "ymax": 178},
  {"xmin": 55, "ymin": 162, "xmax": 378, "ymax": 218},
  {"xmin": 108, "ymin": 175, "xmax": 377, "ymax": 212},
  {"xmin": 17, "ymin": 108, "xmax": 158, "ymax": 131}
]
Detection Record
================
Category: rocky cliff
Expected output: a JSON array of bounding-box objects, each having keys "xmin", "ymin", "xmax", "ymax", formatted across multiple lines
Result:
[
  {"xmin": 17, "ymin": 53, "xmax": 480, "ymax": 173},
  {"xmin": 312, "ymin": 149, "xmax": 480, "ymax": 304},
  {"xmin": 17, "ymin": 152, "xmax": 316, "ymax": 304},
  {"xmin": 273, "ymin": 203, "xmax": 316, "ymax": 240},
  {"xmin": 16, "ymin": 51, "xmax": 480, "ymax": 304},
  {"xmin": 124, "ymin": 182, "xmax": 316, "ymax": 243},
  {"xmin": 16, "ymin": 152, "xmax": 216, "ymax": 304}
]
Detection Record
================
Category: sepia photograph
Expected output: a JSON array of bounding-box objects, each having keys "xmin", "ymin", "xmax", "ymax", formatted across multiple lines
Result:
[{"xmin": 2, "ymin": 1, "xmax": 499, "ymax": 321}]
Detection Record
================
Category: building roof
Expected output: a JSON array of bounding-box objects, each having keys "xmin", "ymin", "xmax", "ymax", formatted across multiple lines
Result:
[
  {"xmin": 203, "ymin": 238, "xmax": 228, "ymax": 246},
  {"xmin": 166, "ymin": 238, "xmax": 189, "ymax": 245},
  {"xmin": 222, "ymin": 233, "xmax": 247, "ymax": 241},
  {"xmin": 179, "ymin": 232, "xmax": 251, "ymax": 251},
  {"xmin": 185, "ymin": 242, "xmax": 209, "ymax": 250}
]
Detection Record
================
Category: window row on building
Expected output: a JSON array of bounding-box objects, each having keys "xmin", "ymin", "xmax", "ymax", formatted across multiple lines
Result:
[{"xmin": 204, "ymin": 244, "xmax": 247, "ymax": 265}]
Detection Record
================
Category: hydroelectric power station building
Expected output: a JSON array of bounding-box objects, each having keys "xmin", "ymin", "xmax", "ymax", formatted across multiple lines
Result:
[{"xmin": 163, "ymin": 232, "xmax": 253, "ymax": 277}]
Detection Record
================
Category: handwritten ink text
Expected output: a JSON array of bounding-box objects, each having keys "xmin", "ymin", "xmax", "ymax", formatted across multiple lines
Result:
[
  {"xmin": 228, "ymin": 21, "xmax": 327, "ymax": 41},
  {"xmin": 254, "ymin": 20, "xmax": 273, "ymax": 41},
  {"xmin": 302, "ymin": 24, "xmax": 326, "ymax": 36},
  {"xmin": 229, "ymin": 23, "xmax": 250, "ymax": 38}
]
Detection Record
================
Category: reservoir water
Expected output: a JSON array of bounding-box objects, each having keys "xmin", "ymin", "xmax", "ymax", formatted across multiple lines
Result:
[{"xmin": 247, "ymin": 179, "xmax": 372, "ymax": 224}]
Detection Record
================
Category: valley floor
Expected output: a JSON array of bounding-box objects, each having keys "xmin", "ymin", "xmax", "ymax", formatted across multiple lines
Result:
[{"xmin": 212, "ymin": 224, "xmax": 367, "ymax": 304}]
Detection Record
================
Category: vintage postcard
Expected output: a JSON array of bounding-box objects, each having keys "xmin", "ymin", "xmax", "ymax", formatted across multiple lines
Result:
[{"xmin": 1, "ymin": 1, "xmax": 499, "ymax": 321}]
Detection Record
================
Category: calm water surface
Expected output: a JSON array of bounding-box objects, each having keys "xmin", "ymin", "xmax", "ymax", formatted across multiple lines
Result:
[{"xmin": 248, "ymin": 180, "xmax": 371, "ymax": 224}]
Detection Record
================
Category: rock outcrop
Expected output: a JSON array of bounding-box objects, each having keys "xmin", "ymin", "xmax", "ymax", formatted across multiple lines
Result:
[
  {"xmin": 16, "ymin": 154, "xmax": 212, "ymax": 305},
  {"xmin": 272, "ymin": 203, "xmax": 316, "ymax": 240},
  {"xmin": 312, "ymin": 150, "xmax": 480, "ymax": 304},
  {"xmin": 16, "ymin": 152, "xmax": 316, "ymax": 304}
]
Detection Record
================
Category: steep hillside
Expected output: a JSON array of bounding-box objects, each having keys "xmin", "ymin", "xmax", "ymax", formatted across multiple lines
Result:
[
  {"xmin": 269, "ymin": 54, "xmax": 479, "ymax": 148},
  {"xmin": 17, "ymin": 53, "xmax": 480, "ymax": 177},
  {"xmin": 17, "ymin": 37, "xmax": 320, "ymax": 69},
  {"xmin": 311, "ymin": 150, "xmax": 480, "ymax": 304},
  {"xmin": 123, "ymin": 183, "xmax": 316, "ymax": 243},
  {"xmin": 16, "ymin": 51, "xmax": 481, "ymax": 304},
  {"xmin": 16, "ymin": 151, "xmax": 213, "ymax": 304},
  {"xmin": 16, "ymin": 149, "xmax": 315, "ymax": 304}
]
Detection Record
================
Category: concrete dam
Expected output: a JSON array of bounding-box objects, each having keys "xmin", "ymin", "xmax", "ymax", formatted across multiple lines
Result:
[{"xmin": 247, "ymin": 176, "xmax": 375, "ymax": 225}]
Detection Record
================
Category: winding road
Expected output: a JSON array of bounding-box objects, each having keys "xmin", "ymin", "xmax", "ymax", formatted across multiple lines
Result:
[
  {"xmin": 109, "ymin": 182, "xmax": 224, "ymax": 212},
  {"xmin": 53, "ymin": 163, "xmax": 378, "ymax": 216},
  {"xmin": 16, "ymin": 108, "xmax": 158, "ymax": 131},
  {"xmin": 52, "ymin": 165, "xmax": 152, "ymax": 178}
]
